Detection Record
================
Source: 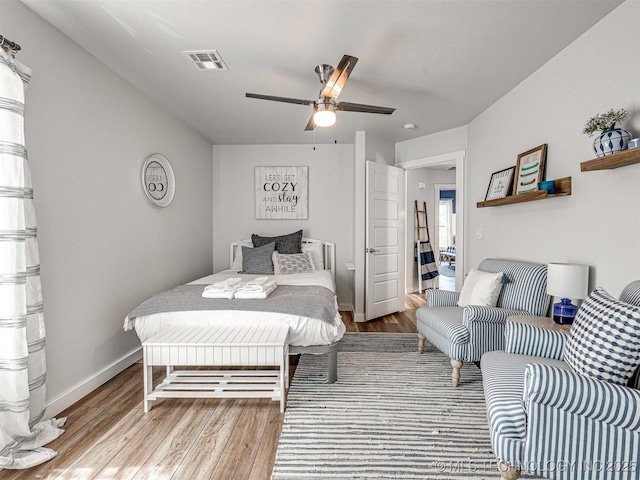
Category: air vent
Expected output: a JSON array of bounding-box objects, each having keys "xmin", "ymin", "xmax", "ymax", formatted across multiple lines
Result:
[{"xmin": 182, "ymin": 50, "xmax": 229, "ymax": 71}]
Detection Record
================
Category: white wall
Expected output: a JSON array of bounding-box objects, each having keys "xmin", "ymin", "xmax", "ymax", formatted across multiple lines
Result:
[
  {"xmin": 466, "ymin": 0, "xmax": 639, "ymax": 297},
  {"xmin": 396, "ymin": 126, "xmax": 468, "ymax": 164},
  {"xmin": 6, "ymin": 0, "xmax": 214, "ymax": 415},
  {"xmin": 406, "ymin": 168, "xmax": 456, "ymax": 292},
  {"xmin": 212, "ymin": 144, "xmax": 354, "ymax": 308},
  {"xmin": 366, "ymin": 133, "xmax": 395, "ymax": 165}
]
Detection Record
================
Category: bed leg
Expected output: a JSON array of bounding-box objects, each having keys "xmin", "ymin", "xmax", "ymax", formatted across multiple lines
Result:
[{"xmin": 327, "ymin": 350, "xmax": 338, "ymax": 384}]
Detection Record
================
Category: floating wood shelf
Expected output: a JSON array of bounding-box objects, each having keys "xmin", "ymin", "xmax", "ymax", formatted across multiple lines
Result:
[
  {"xmin": 477, "ymin": 177, "xmax": 572, "ymax": 208},
  {"xmin": 580, "ymin": 147, "xmax": 640, "ymax": 172}
]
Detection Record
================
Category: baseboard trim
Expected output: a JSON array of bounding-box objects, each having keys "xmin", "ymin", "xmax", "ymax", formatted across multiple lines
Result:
[
  {"xmin": 45, "ymin": 347, "xmax": 142, "ymax": 419},
  {"xmin": 338, "ymin": 302, "xmax": 354, "ymax": 313},
  {"xmin": 354, "ymin": 312, "xmax": 366, "ymax": 323}
]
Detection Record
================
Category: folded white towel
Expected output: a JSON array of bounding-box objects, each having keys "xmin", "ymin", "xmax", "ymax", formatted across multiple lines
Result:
[
  {"xmin": 245, "ymin": 276, "xmax": 269, "ymax": 287},
  {"xmin": 234, "ymin": 283, "xmax": 277, "ymax": 299},
  {"xmin": 237, "ymin": 279, "xmax": 277, "ymax": 293},
  {"xmin": 202, "ymin": 289, "xmax": 236, "ymax": 299},
  {"xmin": 211, "ymin": 277, "xmax": 242, "ymax": 289},
  {"xmin": 202, "ymin": 279, "xmax": 244, "ymax": 299}
]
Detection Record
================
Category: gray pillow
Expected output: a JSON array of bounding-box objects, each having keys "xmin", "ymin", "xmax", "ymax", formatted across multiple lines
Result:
[
  {"xmin": 242, "ymin": 242, "xmax": 275, "ymax": 274},
  {"xmin": 252, "ymin": 230, "xmax": 302, "ymax": 254}
]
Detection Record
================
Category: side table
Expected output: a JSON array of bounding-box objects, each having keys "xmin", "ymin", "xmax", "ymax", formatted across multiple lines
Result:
[{"xmin": 507, "ymin": 314, "xmax": 571, "ymax": 333}]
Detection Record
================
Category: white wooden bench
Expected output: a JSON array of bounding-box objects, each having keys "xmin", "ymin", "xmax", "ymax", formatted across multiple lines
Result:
[{"xmin": 142, "ymin": 324, "xmax": 290, "ymax": 413}]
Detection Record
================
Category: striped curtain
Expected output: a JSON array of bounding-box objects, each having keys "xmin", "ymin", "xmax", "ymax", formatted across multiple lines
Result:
[{"xmin": 0, "ymin": 49, "xmax": 65, "ymax": 469}]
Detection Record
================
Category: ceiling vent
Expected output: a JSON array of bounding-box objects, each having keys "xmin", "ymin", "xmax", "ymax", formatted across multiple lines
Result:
[{"xmin": 182, "ymin": 50, "xmax": 229, "ymax": 71}]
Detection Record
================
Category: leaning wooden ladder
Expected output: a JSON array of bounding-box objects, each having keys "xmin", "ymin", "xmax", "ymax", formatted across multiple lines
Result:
[{"xmin": 415, "ymin": 201, "xmax": 438, "ymax": 293}]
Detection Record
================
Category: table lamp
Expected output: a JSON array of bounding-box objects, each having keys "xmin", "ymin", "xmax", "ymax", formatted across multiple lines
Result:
[{"xmin": 547, "ymin": 263, "xmax": 589, "ymax": 325}]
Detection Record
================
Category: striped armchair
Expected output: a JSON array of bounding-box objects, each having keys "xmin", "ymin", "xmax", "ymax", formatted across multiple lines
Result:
[
  {"xmin": 481, "ymin": 280, "xmax": 640, "ymax": 480},
  {"xmin": 416, "ymin": 258, "xmax": 550, "ymax": 386}
]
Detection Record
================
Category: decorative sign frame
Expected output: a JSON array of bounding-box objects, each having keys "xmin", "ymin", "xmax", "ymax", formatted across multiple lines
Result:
[
  {"xmin": 485, "ymin": 166, "xmax": 515, "ymax": 201},
  {"xmin": 515, "ymin": 144, "xmax": 547, "ymax": 195},
  {"xmin": 255, "ymin": 166, "xmax": 308, "ymax": 219},
  {"xmin": 141, "ymin": 153, "xmax": 175, "ymax": 208}
]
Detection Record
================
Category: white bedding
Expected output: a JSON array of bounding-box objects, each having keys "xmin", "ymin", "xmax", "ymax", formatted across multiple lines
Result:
[{"xmin": 124, "ymin": 269, "xmax": 345, "ymax": 347}]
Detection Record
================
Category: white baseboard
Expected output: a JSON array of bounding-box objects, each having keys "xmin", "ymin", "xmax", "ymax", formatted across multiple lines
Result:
[
  {"xmin": 354, "ymin": 312, "xmax": 366, "ymax": 322},
  {"xmin": 338, "ymin": 302, "xmax": 354, "ymax": 313},
  {"xmin": 45, "ymin": 347, "xmax": 142, "ymax": 419}
]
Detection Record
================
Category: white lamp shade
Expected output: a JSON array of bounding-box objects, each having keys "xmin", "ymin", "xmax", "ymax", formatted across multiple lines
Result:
[{"xmin": 547, "ymin": 263, "xmax": 589, "ymax": 300}]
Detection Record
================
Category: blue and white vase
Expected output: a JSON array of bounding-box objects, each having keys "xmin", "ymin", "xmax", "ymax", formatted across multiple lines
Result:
[{"xmin": 593, "ymin": 128, "xmax": 631, "ymax": 157}]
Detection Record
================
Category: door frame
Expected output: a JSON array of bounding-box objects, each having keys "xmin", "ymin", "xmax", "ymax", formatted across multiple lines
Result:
[
  {"xmin": 397, "ymin": 150, "xmax": 465, "ymax": 291},
  {"xmin": 433, "ymin": 182, "xmax": 456, "ymax": 265}
]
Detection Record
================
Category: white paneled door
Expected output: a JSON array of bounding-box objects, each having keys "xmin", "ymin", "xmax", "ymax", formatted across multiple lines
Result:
[{"xmin": 365, "ymin": 162, "xmax": 406, "ymax": 321}]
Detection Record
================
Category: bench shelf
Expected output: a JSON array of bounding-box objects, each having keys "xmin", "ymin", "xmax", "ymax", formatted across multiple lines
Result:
[{"xmin": 142, "ymin": 325, "xmax": 290, "ymax": 413}]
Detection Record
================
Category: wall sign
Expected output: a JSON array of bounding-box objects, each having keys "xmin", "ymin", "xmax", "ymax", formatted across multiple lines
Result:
[
  {"xmin": 255, "ymin": 166, "xmax": 308, "ymax": 219},
  {"xmin": 141, "ymin": 153, "xmax": 175, "ymax": 208}
]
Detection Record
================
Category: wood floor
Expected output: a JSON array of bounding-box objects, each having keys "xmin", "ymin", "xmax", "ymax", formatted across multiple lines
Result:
[{"xmin": 4, "ymin": 294, "xmax": 424, "ymax": 480}]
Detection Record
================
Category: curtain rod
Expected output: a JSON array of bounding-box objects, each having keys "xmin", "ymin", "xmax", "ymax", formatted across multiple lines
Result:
[{"xmin": 0, "ymin": 35, "xmax": 21, "ymax": 53}]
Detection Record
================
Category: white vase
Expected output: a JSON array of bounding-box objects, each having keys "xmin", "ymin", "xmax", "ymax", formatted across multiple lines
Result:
[{"xmin": 593, "ymin": 128, "xmax": 631, "ymax": 157}]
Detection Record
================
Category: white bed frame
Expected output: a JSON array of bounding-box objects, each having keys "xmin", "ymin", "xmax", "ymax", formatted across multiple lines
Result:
[
  {"xmin": 229, "ymin": 238, "xmax": 336, "ymax": 280},
  {"xmin": 228, "ymin": 237, "xmax": 339, "ymax": 383}
]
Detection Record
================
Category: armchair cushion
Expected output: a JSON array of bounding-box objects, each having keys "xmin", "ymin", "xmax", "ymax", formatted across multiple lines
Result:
[
  {"xmin": 564, "ymin": 287, "xmax": 640, "ymax": 386},
  {"xmin": 457, "ymin": 269, "xmax": 505, "ymax": 307},
  {"xmin": 481, "ymin": 351, "xmax": 570, "ymax": 465}
]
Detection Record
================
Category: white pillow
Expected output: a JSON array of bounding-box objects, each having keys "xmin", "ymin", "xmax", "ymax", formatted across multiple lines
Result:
[
  {"xmin": 302, "ymin": 242, "xmax": 324, "ymax": 271},
  {"xmin": 231, "ymin": 240, "xmax": 253, "ymax": 270},
  {"xmin": 457, "ymin": 269, "xmax": 504, "ymax": 307}
]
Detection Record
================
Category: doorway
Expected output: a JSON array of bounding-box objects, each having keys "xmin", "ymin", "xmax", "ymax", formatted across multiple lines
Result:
[
  {"xmin": 398, "ymin": 150, "xmax": 465, "ymax": 294},
  {"xmin": 435, "ymin": 183, "xmax": 456, "ymax": 291}
]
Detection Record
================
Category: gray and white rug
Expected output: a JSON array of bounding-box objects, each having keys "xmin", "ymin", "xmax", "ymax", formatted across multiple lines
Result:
[{"xmin": 272, "ymin": 333, "xmax": 501, "ymax": 480}]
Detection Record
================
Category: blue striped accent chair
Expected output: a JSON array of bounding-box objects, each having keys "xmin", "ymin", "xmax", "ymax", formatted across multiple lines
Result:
[
  {"xmin": 481, "ymin": 280, "xmax": 640, "ymax": 480},
  {"xmin": 416, "ymin": 258, "xmax": 550, "ymax": 386}
]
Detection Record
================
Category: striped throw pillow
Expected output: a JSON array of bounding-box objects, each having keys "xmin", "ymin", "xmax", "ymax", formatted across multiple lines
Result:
[{"xmin": 564, "ymin": 287, "xmax": 640, "ymax": 385}]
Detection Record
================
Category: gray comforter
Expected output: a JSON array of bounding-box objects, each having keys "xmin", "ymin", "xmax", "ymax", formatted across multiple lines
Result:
[{"xmin": 127, "ymin": 284, "xmax": 337, "ymax": 325}]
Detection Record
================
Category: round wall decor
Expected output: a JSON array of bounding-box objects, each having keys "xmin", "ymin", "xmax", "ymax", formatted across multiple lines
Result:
[{"xmin": 141, "ymin": 153, "xmax": 175, "ymax": 207}]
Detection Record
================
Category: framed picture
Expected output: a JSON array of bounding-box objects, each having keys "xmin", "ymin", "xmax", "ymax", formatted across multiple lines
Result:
[
  {"xmin": 485, "ymin": 166, "xmax": 515, "ymax": 201},
  {"xmin": 514, "ymin": 144, "xmax": 547, "ymax": 195},
  {"xmin": 255, "ymin": 166, "xmax": 308, "ymax": 219}
]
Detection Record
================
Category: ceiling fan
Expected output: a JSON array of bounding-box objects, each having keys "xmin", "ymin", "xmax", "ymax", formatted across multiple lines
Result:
[{"xmin": 246, "ymin": 54, "xmax": 395, "ymax": 131}]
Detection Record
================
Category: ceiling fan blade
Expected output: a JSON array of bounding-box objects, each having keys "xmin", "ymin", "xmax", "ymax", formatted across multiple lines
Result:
[
  {"xmin": 304, "ymin": 113, "xmax": 315, "ymax": 131},
  {"xmin": 320, "ymin": 54, "xmax": 358, "ymax": 100},
  {"xmin": 246, "ymin": 93, "xmax": 313, "ymax": 106},
  {"xmin": 336, "ymin": 101, "xmax": 395, "ymax": 115}
]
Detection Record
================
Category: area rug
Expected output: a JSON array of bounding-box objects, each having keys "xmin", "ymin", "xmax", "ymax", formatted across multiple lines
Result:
[
  {"xmin": 438, "ymin": 263, "xmax": 455, "ymax": 277},
  {"xmin": 272, "ymin": 333, "xmax": 500, "ymax": 479}
]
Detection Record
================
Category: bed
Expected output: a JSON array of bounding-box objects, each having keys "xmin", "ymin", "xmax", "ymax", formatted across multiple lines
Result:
[{"xmin": 124, "ymin": 237, "xmax": 345, "ymax": 382}]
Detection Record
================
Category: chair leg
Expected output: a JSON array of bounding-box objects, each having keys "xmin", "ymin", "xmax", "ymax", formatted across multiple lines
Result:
[
  {"xmin": 417, "ymin": 333, "xmax": 425, "ymax": 354},
  {"xmin": 498, "ymin": 461, "xmax": 521, "ymax": 480},
  {"xmin": 451, "ymin": 359, "xmax": 463, "ymax": 387}
]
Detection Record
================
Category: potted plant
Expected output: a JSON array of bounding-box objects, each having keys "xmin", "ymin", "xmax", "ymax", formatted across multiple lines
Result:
[{"xmin": 583, "ymin": 108, "xmax": 631, "ymax": 157}]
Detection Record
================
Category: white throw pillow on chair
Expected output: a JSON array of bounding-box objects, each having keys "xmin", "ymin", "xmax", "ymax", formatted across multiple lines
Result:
[{"xmin": 457, "ymin": 269, "xmax": 504, "ymax": 307}]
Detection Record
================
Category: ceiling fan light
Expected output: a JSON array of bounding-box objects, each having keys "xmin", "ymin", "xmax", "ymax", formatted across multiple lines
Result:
[
  {"xmin": 313, "ymin": 110, "xmax": 336, "ymax": 127},
  {"xmin": 313, "ymin": 103, "xmax": 336, "ymax": 127}
]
